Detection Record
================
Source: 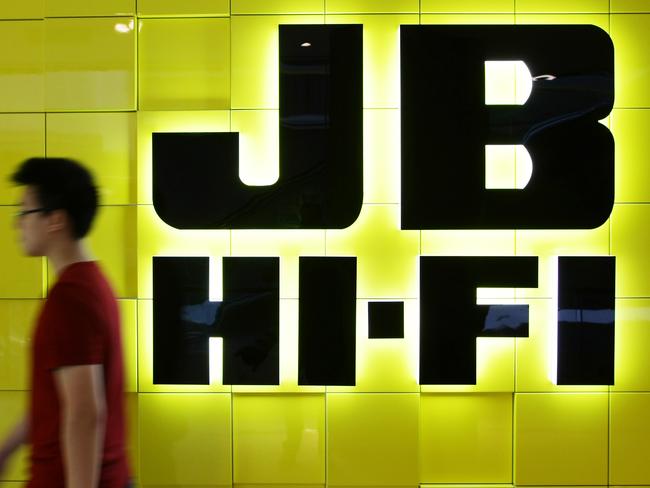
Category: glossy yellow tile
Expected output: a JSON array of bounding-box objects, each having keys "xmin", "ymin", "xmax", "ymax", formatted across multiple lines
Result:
[
  {"xmin": 0, "ymin": 300, "xmax": 40, "ymax": 390},
  {"xmin": 515, "ymin": 392, "xmax": 608, "ymax": 485},
  {"xmin": 326, "ymin": 15, "xmax": 418, "ymax": 108},
  {"xmin": 611, "ymin": 204, "xmax": 650, "ymax": 297},
  {"xmin": 231, "ymin": 230, "xmax": 325, "ymax": 299},
  {"xmin": 613, "ymin": 300, "xmax": 650, "ymax": 391},
  {"xmin": 138, "ymin": 0, "xmax": 229, "ymax": 16},
  {"xmin": 136, "ymin": 110, "xmax": 231, "ymax": 205},
  {"xmin": 0, "ymin": 20, "xmax": 44, "ymax": 112},
  {"xmin": 231, "ymin": 15, "xmax": 324, "ymax": 109},
  {"xmin": 326, "ymin": 0, "xmax": 418, "ymax": 13},
  {"xmin": 139, "ymin": 393, "xmax": 232, "ymax": 485},
  {"xmin": 139, "ymin": 18, "xmax": 230, "ymax": 111},
  {"xmin": 0, "ymin": 114, "xmax": 45, "ymax": 206},
  {"xmin": 326, "ymin": 205, "xmax": 419, "ymax": 299},
  {"xmin": 231, "ymin": 110, "xmax": 279, "ymax": 186},
  {"xmin": 0, "ymin": 208, "xmax": 45, "ymax": 299},
  {"xmin": 612, "ymin": 0, "xmax": 650, "ymax": 12},
  {"xmin": 46, "ymin": 113, "xmax": 136, "ymax": 205},
  {"xmin": 45, "ymin": 0, "xmax": 134, "ymax": 17},
  {"xmin": 363, "ymin": 110, "xmax": 399, "ymax": 204},
  {"xmin": 515, "ymin": 0, "xmax": 608, "ymax": 12},
  {"xmin": 233, "ymin": 0, "xmax": 324, "ymax": 14},
  {"xmin": 610, "ymin": 393, "xmax": 650, "ymax": 484},
  {"xmin": 327, "ymin": 393, "xmax": 419, "ymax": 486},
  {"xmin": 515, "ymin": 221, "xmax": 610, "ymax": 299},
  {"xmin": 119, "ymin": 300, "xmax": 137, "ymax": 393},
  {"xmin": 422, "ymin": 0, "xmax": 513, "ymax": 12},
  {"xmin": 45, "ymin": 17, "xmax": 135, "ymax": 111},
  {"xmin": 233, "ymin": 394, "xmax": 325, "ymax": 484},
  {"xmin": 0, "ymin": 392, "xmax": 29, "ymax": 482},
  {"xmin": 515, "ymin": 13, "xmax": 609, "ymax": 32},
  {"xmin": 420, "ymin": 393, "xmax": 513, "ymax": 482},
  {"xmin": 612, "ymin": 109, "xmax": 650, "ymax": 203},
  {"xmin": 612, "ymin": 15, "xmax": 650, "ymax": 108},
  {"xmin": 329, "ymin": 299, "xmax": 419, "ymax": 393},
  {"xmin": 422, "ymin": 13, "xmax": 515, "ymax": 23},
  {"xmin": 137, "ymin": 299, "xmax": 231, "ymax": 393},
  {"xmin": 0, "ymin": 1, "xmax": 43, "ymax": 19}
]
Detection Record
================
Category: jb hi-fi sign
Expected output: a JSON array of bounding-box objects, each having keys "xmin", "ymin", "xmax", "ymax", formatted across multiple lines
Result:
[{"xmin": 150, "ymin": 24, "xmax": 615, "ymax": 388}]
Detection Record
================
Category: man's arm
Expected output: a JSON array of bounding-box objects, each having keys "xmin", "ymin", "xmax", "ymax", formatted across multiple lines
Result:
[
  {"xmin": 54, "ymin": 364, "xmax": 106, "ymax": 488},
  {"xmin": 0, "ymin": 417, "xmax": 28, "ymax": 475}
]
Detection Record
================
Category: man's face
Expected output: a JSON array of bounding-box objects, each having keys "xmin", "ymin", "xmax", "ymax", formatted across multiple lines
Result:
[{"xmin": 15, "ymin": 186, "xmax": 50, "ymax": 257}]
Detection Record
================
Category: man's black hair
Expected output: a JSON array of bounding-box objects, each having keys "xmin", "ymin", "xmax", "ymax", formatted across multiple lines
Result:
[{"xmin": 11, "ymin": 157, "xmax": 99, "ymax": 239}]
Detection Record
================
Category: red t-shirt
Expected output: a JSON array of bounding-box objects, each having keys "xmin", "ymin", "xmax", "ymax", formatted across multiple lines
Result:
[{"xmin": 29, "ymin": 261, "xmax": 129, "ymax": 488}]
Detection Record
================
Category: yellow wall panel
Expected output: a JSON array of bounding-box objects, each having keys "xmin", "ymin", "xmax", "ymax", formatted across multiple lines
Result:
[
  {"xmin": 612, "ymin": 14, "xmax": 650, "ymax": 108},
  {"xmin": 612, "ymin": 0, "xmax": 650, "ymax": 12},
  {"xmin": 45, "ymin": 17, "xmax": 135, "ymax": 111},
  {"xmin": 363, "ymin": 110, "xmax": 400, "ymax": 204},
  {"xmin": 0, "ymin": 392, "xmax": 28, "ymax": 482},
  {"xmin": 422, "ymin": 0, "xmax": 514, "ymax": 13},
  {"xmin": 233, "ymin": 394, "xmax": 325, "ymax": 484},
  {"xmin": 612, "ymin": 109, "xmax": 650, "ymax": 203},
  {"xmin": 515, "ymin": 13, "xmax": 609, "ymax": 31},
  {"xmin": 139, "ymin": 393, "xmax": 232, "ymax": 485},
  {"xmin": 0, "ymin": 1, "xmax": 43, "ymax": 19},
  {"xmin": 420, "ymin": 393, "xmax": 513, "ymax": 482},
  {"xmin": 422, "ymin": 13, "xmax": 515, "ymax": 23},
  {"xmin": 124, "ymin": 393, "xmax": 138, "ymax": 482},
  {"xmin": 326, "ymin": 0, "xmax": 419, "ymax": 13},
  {"xmin": 613, "ymin": 299, "xmax": 650, "ymax": 391},
  {"xmin": 233, "ymin": 0, "xmax": 324, "ymax": 14},
  {"xmin": 422, "ymin": 229, "xmax": 515, "ymax": 256},
  {"xmin": 0, "ymin": 21, "xmax": 44, "ymax": 112},
  {"xmin": 611, "ymin": 204, "xmax": 650, "ymax": 297},
  {"xmin": 515, "ymin": 393, "xmax": 608, "ymax": 485},
  {"xmin": 0, "ymin": 115, "xmax": 45, "ymax": 206},
  {"xmin": 119, "ymin": 300, "xmax": 137, "ymax": 393},
  {"xmin": 46, "ymin": 113, "xmax": 136, "ymax": 205},
  {"xmin": 139, "ymin": 18, "xmax": 230, "ymax": 111},
  {"xmin": 610, "ymin": 393, "xmax": 650, "ymax": 484},
  {"xmin": 231, "ymin": 110, "xmax": 279, "ymax": 186},
  {"xmin": 326, "ymin": 15, "xmax": 418, "ymax": 108},
  {"xmin": 326, "ymin": 205, "xmax": 419, "ymax": 299},
  {"xmin": 327, "ymin": 393, "xmax": 419, "ymax": 486},
  {"xmin": 515, "ymin": 0, "xmax": 609, "ymax": 13},
  {"xmin": 0, "ymin": 208, "xmax": 45, "ymax": 299},
  {"xmin": 138, "ymin": 0, "xmax": 229, "ymax": 16},
  {"xmin": 231, "ymin": 15, "xmax": 324, "ymax": 109},
  {"xmin": 45, "ymin": 0, "xmax": 134, "ymax": 17},
  {"xmin": 0, "ymin": 300, "xmax": 39, "ymax": 390}
]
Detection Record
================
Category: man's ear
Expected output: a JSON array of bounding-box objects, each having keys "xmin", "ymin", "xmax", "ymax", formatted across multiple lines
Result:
[{"xmin": 46, "ymin": 209, "xmax": 69, "ymax": 234}]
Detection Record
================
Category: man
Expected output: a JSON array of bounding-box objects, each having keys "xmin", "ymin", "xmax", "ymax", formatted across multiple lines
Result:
[{"xmin": 0, "ymin": 158, "xmax": 129, "ymax": 488}]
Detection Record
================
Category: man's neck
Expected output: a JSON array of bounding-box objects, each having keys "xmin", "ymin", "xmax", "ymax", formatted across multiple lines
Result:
[{"xmin": 47, "ymin": 239, "xmax": 92, "ymax": 276}]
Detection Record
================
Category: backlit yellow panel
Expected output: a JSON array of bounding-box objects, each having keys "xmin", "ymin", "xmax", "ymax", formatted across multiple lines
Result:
[
  {"xmin": 364, "ymin": 110, "xmax": 399, "ymax": 204},
  {"xmin": 0, "ymin": 392, "xmax": 28, "ymax": 482},
  {"xmin": 139, "ymin": 18, "xmax": 230, "ymax": 111},
  {"xmin": 45, "ymin": 0, "xmax": 134, "ymax": 17},
  {"xmin": 137, "ymin": 0, "xmax": 229, "ymax": 16},
  {"xmin": 233, "ymin": 0, "xmax": 324, "ymax": 14},
  {"xmin": 136, "ymin": 110, "xmax": 230, "ymax": 205},
  {"xmin": 612, "ymin": 14, "xmax": 650, "ymax": 107},
  {"xmin": 231, "ymin": 231, "xmax": 325, "ymax": 299},
  {"xmin": 612, "ymin": 109, "xmax": 650, "ymax": 203},
  {"xmin": 422, "ymin": 13, "xmax": 515, "ymax": 24},
  {"xmin": 326, "ymin": 15, "xmax": 418, "ymax": 108},
  {"xmin": 0, "ymin": 208, "xmax": 45, "ymax": 299},
  {"xmin": 611, "ymin": 204, "xmax": 650, "ymax": 297},
  {"xmin": 515, "ymin": 13, "xmax": 609, "ymax": 31},
  {"xmin": 515, "ymin": 393, "xmax": 608, "ymax": 485},
  {"xmin": 45, "ymin": 17, "xmax": 135, "ymax": 111},
  {"xmin": 610, "ymin": 393, "xmax": 650, "ymax": 484},
  {"xmin": 124, "ymin": 393, "xmax": 138, "ymax": 481},
  {"xmin": 612, "ymin": 0, "xmax": 650, "ymax": 12},
  {"xmin": 326, "ymin": 205, "xmax": 419, "ymax": 299},
  {"xmin": 0, "ymin": 1, "xmax": 42, "ymax": 19},
  {"xmin": 515, "ymin": 221, "xmax": 610, "ymax": 299},
  {"xmin": 137, "ymin": 300, "xmax": 230, "ymax": 393},
  {"xmin": 119, "ymin": 300, "xmax": 137, "ymax": 393},
  {"xmin": 485, "ymin": 145, "xmax": 516, "ymax": 188},
  {"xmin": 46, "ymin": 113, "xmax": 136, "ymax": 205},
  {"xmin": 327, "ymin": 393, "xmax": 419, "ymax": 486},
  {"xmin": 329, "ymin": 299, "xmax": 419, "ymax": 393},
  {"xmin": 422, "ymin": 0, "xmax": 513, "ymax": 12},
  {"xmin": 0, "ymin": 114, "xmax": 45, "ymax": 206},
  {"xmin": 422, "ymin": 229, "xmax": 515, "ymax": 256},
  {"xmin": 515, "ymin": 0, "xmax": 608, "ymax": 13},
  {"xmin": 420, "ymin": 393, "xmax": 513, "ymax": 482},
  {"xmin": 0, "ymin": 21, "xmax": 44, "ymax": 112},
  {"xmin": 326, "ymin": 0, "xmax": 418, "ymax": 13},
  {"xmin": 231, "ymin": 15, "xmax": 324, "ymax": 109},
  {"xmin": 139, "ymin": 393, "xmax": 232, "ymax": 485},
  {"xmin": 0, "ymin": 300, "xmax": 39, "ymax": 390},
  {"xmin": 231, "ymin": 110, "xmax": 279, "ymax": 186},
  {"xmin": 613, "ymin": 300, "xmax": 650, "ymax": 392},
  {"xmin": 233, "ymin": 394, "xmax": 325, "ymax": 484},
  {"xmin": 515, "ymin": 299, "xmax": 608, "ymax": 392}
]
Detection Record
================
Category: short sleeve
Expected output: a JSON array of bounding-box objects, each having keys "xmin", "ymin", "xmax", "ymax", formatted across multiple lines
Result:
[{"xmin": 42, "ymin": 283, "xmax": 105, "ymax": 370}]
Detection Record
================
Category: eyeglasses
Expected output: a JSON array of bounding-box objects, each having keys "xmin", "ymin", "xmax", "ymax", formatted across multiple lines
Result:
[{"xmin": 15, "ymin": 207, "xmax": 50, "ymax": 219}]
